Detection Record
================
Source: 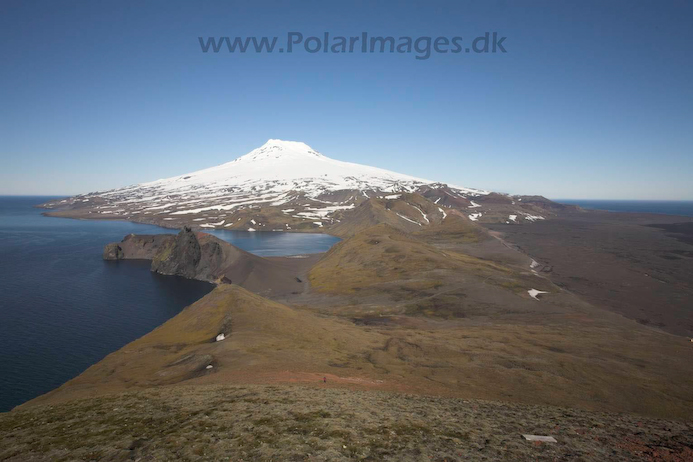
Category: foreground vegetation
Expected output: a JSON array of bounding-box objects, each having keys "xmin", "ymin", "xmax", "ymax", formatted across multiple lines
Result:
[{"xmin": 2, "ymin": 384, "xmax": 692, "ymax": 461}]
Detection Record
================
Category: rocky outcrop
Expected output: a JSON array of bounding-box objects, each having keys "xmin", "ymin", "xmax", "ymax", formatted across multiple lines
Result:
[
  {"xmin": 103, "ymin": 234, "xmax": 174, "ymax": 261},
  {"xmin": 103, "ymin": 228, "xmax": 320, "ymax": 297},
  {"xmin": 103, "ymin": 242, "xmax": 124, "ymax": 260},
  {"xmin": 151, "ymin": 227, "xmax": 201, "ymax": 278}
]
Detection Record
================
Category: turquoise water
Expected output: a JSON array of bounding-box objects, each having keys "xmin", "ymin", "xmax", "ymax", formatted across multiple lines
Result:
[
  {"xmin": 0, "ymin": 196, "xmax": 339, "ymax": 411},
  {"xmin": 556, "ymin": 200, "xmax": 693, "ymax": 217}
]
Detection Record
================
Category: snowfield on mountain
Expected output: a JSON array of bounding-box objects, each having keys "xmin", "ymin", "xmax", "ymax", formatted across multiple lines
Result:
[{"xmin": 39, "ymin": 140, "xmax": 575, "ymax": 230}]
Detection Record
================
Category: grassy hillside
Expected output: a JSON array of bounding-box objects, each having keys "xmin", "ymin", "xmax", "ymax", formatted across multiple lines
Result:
[
  {"xmin": 23, "ymin": 285, "xmax": 382, "ymax": 408},
  {"xmin": 23, "ymin": 274, "xmax": 693, "ymax": 420},
  {"xmin": 309, "ymin": 223, "xmax": 516, "ymax": 296}
]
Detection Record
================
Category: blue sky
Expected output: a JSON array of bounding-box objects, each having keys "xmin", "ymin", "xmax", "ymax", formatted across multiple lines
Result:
[{"xmin": 1, "ymin": 0, "xmax": 691, "ymax": 199}]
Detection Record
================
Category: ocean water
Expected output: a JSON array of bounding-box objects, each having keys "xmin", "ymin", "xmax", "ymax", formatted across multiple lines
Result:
[
  {"xmin": 555, "ymin": 200, "xmax": 693, "ymax": 217},
  {"xmin": 0, "ymin": 197, "xmax": 339, "ymax": 411}
]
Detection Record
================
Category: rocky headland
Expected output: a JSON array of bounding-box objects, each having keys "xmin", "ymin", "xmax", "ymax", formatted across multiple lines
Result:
[{"xmin": 102, "ymin": 226, "xmax": 320, "ymax": 297}]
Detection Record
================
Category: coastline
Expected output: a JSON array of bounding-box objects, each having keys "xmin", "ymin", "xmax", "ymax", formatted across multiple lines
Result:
[
  {"xmin": 555, "ymin": 199, "xmax": 693, "ymax": 218},
  {"xmin": 0, "ymin": 200, "xmax": 339, "ymax": 411}
]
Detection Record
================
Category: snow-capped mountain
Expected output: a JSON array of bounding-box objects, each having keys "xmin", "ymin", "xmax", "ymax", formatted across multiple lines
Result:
[
  {"xmin": 43, "ymin": 140, "xmax": 498, "ymax": 231},
  {"xmin": 120, "ymin": 139, "xmax": 486, "ymax": 202}
]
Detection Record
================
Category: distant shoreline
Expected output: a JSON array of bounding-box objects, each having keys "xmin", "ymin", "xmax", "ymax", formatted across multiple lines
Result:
[{"xmin": 555, "ymin": 199, "xmax": 693, "ymax": 218}]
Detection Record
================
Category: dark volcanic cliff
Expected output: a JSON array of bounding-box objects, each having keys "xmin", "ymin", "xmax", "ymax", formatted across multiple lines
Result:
[
  {"xmin": 103, "ymin": 234, "xmax": 174, "ymax": 260},
  {"xmin": 150, "ymin": 227, "xmax": 202, "ymax": 279},
  {"xmin": 104, "ymin": 227, "xmax": 318, "ymax": 297}
]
